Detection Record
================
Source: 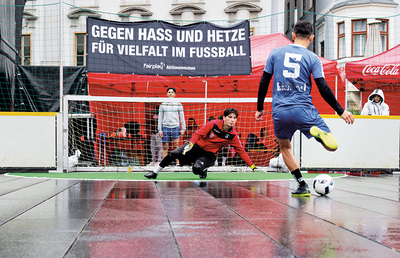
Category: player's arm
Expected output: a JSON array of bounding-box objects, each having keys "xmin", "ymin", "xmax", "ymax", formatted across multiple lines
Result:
[
  {"xmin": 188, "ymin": 121, "xmax": 213, "ymax": 145},
  {"xmin": 314, "ymin": 77, "xmax": 354, "ymax": 124},
  {"xmin": 183, "ymin": 121, "xmax": 215, "ymax": 155},
  {"xmin": 256, "ymin": 72, "xmax": 272, "ymax": 120},
  {"xmin": 231, "ymin": 136, "xmax": 256, "ymax": 170}
]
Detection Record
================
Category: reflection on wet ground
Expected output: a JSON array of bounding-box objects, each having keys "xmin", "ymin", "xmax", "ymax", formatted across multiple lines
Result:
[{"xmin": 0, "ymin": 174, "xmax": 399, "ymax": 257}]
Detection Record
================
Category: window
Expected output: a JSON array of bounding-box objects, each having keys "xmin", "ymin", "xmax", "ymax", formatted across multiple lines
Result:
[
  {"xmin": 286, "ymin": 2, "xmax": 290, "ymax": 32},
  {"xmin": 21, "ymin": 34, "xmax": 31, "ymax": 65},
  {"xmin": 75, "ymin": 33, "xmax": 86, "ymax": 66},
  {"xmin": 170, "ymin": 4, "xmax": 206, "ymax": 24},
  {"xmin": 320, "ymin": 41, "xmax": 325, "ymax": 58},
  {"xmin": 300, "ymin": 0, "xmax": 306, "ymax": 18},
  {"xmin": 337, "ymin": 22, "xmax": 345, "ymax": 58},
  {"xmin": 352, "ymin": 19, "xmax": 366, "ymax": 56},
  {"xmin": 317, "ymin": 24, "xmax": 325, "ymax": 57},
  {"xmin": 378, "ymin": 19, "xmax": 388, "ymax": 52}
]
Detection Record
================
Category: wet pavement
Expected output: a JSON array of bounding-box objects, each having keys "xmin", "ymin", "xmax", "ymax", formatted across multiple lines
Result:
[{"xmin": 0, "ymin": 173, "xmax": 400, "ymax": 257}]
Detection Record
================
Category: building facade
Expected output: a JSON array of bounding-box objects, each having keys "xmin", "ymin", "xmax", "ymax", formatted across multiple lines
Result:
[
  {"xmin": 284, "ymin": 0, "xmax": 400, "ymax": 66},
  {"xmin": 21, "ymin": 0, "xmax": 284, "ymax": 66}
]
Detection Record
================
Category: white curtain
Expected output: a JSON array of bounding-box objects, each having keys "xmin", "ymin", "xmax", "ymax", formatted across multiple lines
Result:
[{"xmin": 364, "ymin": 22, "xmax": 382, "ymax": 57}]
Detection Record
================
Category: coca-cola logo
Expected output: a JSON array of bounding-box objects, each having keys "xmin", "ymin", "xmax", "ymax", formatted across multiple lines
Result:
[{"xmin": 362, "ymin": 64, "xmax": 400, "ymax": 76}]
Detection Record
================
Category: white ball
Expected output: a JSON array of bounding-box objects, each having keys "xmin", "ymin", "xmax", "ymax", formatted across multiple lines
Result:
[{"xmin": 313, "ymin": 174, "xmax": 335, "ymax": 195}]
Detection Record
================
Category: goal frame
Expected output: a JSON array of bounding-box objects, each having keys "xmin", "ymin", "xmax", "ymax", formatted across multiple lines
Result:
[{"xmin": 60, "ymin": 94, "xmax": 272, "ymax": 172}]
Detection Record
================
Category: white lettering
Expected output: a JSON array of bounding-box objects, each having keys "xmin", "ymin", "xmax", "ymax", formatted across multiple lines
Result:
[
  {"xmin": 91, "ymin": 25, "xmax": 134, "ymax": 40},
  {"xmin": 116, "ymin": 44, "xmax": 168, "ymax": 56},
  {"xmin": 207, "ymin": 29, "xmax": 246, "ymax": 42},
  {"xmin": 189, "ymin": 46, "xmax": 246, "ymax": 58},
  {"xmin": 362, "ymin": 64, "xmax": 400, "ymax": 76},
  {"xmin": 177, "ymin": 30, "xmax": 203, "ymax": 42},
  {"xmin": 137, "ymin": 28, "xmax": 173, "ymax": 41},
  {"xmin": 92, "ymin": 40, "xmax": 114, "ymax": 54}
]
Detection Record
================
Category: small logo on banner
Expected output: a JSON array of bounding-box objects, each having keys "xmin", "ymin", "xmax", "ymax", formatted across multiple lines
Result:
[{"xmin": 362, "ymin": 64, "xmax": 400, "ymax": 76}]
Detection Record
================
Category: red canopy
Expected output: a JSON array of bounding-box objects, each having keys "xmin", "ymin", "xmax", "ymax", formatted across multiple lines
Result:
[
  {"xmin": 345, "ymin": 44, "xmax": 400, "ymax": 115},
  {"xmin": 345, "ymin": 43, "xmax": 400, "ymax": 88},
  {"xmin": 250, "ymin": 33, "xmax": 339, "ymax": 77}
]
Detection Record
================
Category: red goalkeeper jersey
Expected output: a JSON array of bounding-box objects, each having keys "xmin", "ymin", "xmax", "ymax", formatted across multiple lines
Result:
[{"xmin": 189, "ymin": 119, "xmax": 253, "ymax": 166}]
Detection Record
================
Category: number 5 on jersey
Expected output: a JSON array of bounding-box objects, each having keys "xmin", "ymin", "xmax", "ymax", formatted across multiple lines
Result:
[{"xmin": 283, "ymin": 53, "xmax": 302, "ymax": 78}]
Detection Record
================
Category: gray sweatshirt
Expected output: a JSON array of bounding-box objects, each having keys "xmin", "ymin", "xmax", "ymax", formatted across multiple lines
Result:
[{"xmin": 158, "ymin": 101, "xmax": 186, "ymax": 132}]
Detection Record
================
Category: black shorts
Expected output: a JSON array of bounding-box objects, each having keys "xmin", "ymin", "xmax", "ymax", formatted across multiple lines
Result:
[{"xmin": 172, "ymin": 143, "xmax": 216, "ymax": 168}]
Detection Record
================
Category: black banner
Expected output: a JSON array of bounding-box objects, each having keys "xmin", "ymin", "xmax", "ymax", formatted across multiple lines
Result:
[{"xmin": 86, "ymin": 17, "xmax": 251, "ymax": 76}]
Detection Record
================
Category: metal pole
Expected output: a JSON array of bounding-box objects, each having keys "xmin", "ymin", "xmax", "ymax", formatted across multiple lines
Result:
[
  {"xmin": 59, "ymin": 0, "xmax": 66, "ymax": 171},
  {"xmin": 335, "ymin": 76, "xmax": 338, "ymax": 114},
  {"xmin": 345, "ymin": 80, "xmax": 348, "ymax": 110},
  {"xmin": 204, "ymin": 80, "xmax": 207, "ymax": 125}
]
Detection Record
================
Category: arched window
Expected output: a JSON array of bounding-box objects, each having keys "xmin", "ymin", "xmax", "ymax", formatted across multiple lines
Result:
[
  {"xmin": 22, "ymin": 12, "xmax": 38, "ymax": 28},
  {"xmin": 224, "ymin": 3, "xmax": 262, "ymax": 20},
  {"xmin": 170, "ymin": 4, "xmax": 206, "ymax": 24},
  {"xmin": 119, "ymin": 7, "xmax": 153, "ymax": 22},
  {"xmin": 67, "ymin": 10, "xmax": 101, "ymax": 27}
]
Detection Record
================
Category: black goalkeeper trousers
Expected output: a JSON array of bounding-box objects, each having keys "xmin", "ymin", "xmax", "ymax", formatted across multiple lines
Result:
[{"xmin": 159, "ymin": 143, "xmax": 216, "ymax": 170}]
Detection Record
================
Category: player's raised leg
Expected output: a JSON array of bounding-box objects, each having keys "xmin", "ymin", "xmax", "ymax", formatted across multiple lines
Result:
[{"xmin": 310, "ymin": 126, "xmax": 338, "ymax": 151}]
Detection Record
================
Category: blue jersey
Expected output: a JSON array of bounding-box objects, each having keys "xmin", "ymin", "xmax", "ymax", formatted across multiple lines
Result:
[{"xmin": 264, "ymin": 44, "xmax": 324, "ymax": 113}]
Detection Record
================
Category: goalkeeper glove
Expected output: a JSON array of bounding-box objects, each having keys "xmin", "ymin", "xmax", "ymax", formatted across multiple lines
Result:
[
  {"xmin": 250, "ymin": 164, "xmax": 256, "ymax": 171},
  {"xmin": 182, "ymin": 142, "xmax": 193, "ymax": 155}
]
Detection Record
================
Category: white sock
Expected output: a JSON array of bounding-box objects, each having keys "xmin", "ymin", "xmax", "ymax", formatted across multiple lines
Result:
[{"xmin": 154, "ymin": 166, "xmax": 163, "ymax": 174}]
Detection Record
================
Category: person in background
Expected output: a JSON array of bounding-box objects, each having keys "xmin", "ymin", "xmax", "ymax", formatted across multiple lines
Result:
[
  {"xmin": 158, "ymin": 87, "xmax": 186, "ymax": 164},
  {"xmin": 183, "ymin": 117, "xmax": 198, "ymax": 144},
  {"xmin": 145, "ymin": 107, "xmax": 256, "ymax": 179},
  {"xmin": 361, "ymin": 89, "xmax": 390, "ymax": 116},
  {"xmin": 149, "ymin": 116, "xmax": 162, "ymax": 166},
  {"xmin": 255, "ymin": 20, "xmax": 354, "ymax": 197}
]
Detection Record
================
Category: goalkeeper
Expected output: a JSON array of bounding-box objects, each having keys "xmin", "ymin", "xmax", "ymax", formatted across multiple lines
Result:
[{"xmin": 145, "ymin": 107, "xmax": 256, "ymax": 179}]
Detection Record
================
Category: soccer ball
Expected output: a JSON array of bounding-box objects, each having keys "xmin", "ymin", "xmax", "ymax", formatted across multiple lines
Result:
[{"xmin": 313, "ymin": 174, "xmax": 334, "ymax": 195}]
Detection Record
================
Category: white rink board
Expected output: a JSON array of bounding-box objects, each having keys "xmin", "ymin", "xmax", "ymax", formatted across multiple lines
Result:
[
  {"xmin": 0, "ymin": 113, "xmax": 56, "ymax": 168},
  {"xmin": 300, "ymin": 116, "xmax": 400, "ymax": 170}
]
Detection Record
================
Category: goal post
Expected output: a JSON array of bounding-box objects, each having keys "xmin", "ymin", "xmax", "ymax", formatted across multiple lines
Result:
[{"xmin": 61, "ymin": 94, "xmax": 275, "ymax": 172}]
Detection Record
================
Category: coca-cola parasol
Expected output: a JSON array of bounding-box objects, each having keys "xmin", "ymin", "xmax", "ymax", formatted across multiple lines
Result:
[{"xmin": 345, "ymin": 43, "xmax": 400, "ymax": 89}]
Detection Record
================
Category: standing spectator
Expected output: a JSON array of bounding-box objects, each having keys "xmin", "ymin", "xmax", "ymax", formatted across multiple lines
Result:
[
  {"xmin": 158, "ymin": 87, "xmax": 186, "ymax": 164},
  {"xmin": 361, "ymin": 89, "xmax": 390, "ymax": 115},
  {"xmin": 255, "ymin": 20, "xmax": 354, "ymax": 197}
]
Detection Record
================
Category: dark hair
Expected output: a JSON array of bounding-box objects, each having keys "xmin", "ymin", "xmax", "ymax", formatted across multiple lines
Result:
[
  {"xmin": 293, "ymin": 21, "xmax": 313, "ymax": 39},
  {"xmin": 223, "ymin": 107, "xmax": 238, "ymax": 118},
  {"xmin": 167, "ymin": 87, "xmax": 176, "ymax": 93}
]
